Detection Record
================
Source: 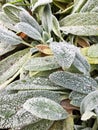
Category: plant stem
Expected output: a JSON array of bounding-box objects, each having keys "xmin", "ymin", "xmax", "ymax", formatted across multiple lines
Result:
[{"xmin": 22, "ymin": 41, "xmax": 33, "ymax": 48}]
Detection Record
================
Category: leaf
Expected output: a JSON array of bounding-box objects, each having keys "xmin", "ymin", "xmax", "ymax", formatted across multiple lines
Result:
[
  {"xmin": 50, "ymin": 42, "xmax": 76, "ymax": 69},
  {"xmin": 0, "ymin": 26, "xmax": 22, "ymax": 45},
  {"xmin": 80, "ymin": 90, "xmax": 98, "ymax": 115},
  {"xmin": 81, "ymin": 111, "xmax": 96, "ymax": 121},
  {"xmin": 52, "ymin": 15, "xmax": 62, "ymax": 38},
  {"xmin": 0, "ymin": 49, "xmax": 29, "ymax": 86},
  {"xmin": 6, "ymin": 77, "xmax": 64, "ymax": 91},
  {"xmin": 42, "ymin": 4, "xmax": 52, "ymax": 33},
  {"xmin": 73, "ymin": 48, "xmax": 90, "ymax": 75},
  {"xmin": 16, "ymin": 22, "xmax": 42, "ymax": 41},
  {"xmin": 80, "ymin": 0, "xmax": 98, "ymax": 12},
  {"xmin": 23, "ymin": 97, "xmax": 68, "ymax": 120},
  {"xmin": 19, "ymin": 10, "xmax": 42, "ymax": 34},
  {"xmin": 3, "ymin": 3, "xmax": 23, "ymax": 22},
  {"xmin": 49, "ymin": 71, "xmax": 98, "ymax": 94},
  {"xmin": 32, "ymin": 0, "xmax": 53, "ymax": 11},
  {"xmin": 49, "ymin": 120, "xmax": 63, "ymax": 130},
  {"xmin": 24, "ymin": 56, "xmax": 60, "ymax": 71},
  {"xmin": 87, "ymin": 44, "xmax": 98, "ymax": 58},
  {"xmin": 22, "ymin": 119, "xmax": 53, "ymax": 130},
  {"xmin": 72, "ymin": 0, "xmax": 87, "ymax": 13},
  {"xmin": 60, "ymin": 12, "xmax": 98, "ymax": 36}
]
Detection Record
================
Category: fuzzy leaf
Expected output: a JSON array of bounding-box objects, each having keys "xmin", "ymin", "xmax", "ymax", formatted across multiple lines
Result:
[
  {"xmin": 32, "ymin": 0, "xmax": 53, "ymax": 11},
  {"xmin": 49, "ymin": 71, "xmax": 98, "ymax": 94},
  {"xmin": 16, "ymin": 22, "xmax": 42, "ymax": 41},
  {"xmin": 3, "ymin": 3, "xmax": 23, "ymax": 22},
  {"xmin": 19, "ymin": 10, "xmax": 42, "ymax": 34},
  {"xmin": 80, "ymin": 90, "xmax": 98, "ymax": 115},
  {"xmin": 50, "ymin": 42, "xmax": 75, "ymax": 69},
  {"xmin": 24, "ymin": 56, "xmax": 60, "ymax": 71},
  {"xmin": 23, "ymin": 97, "xmax": 68, "ymax": 120},
  {"xmin": 87, "ymin": 44, "xmax": 98, "ymax": 58},
  {"xmin": 6, "ymin": 77, "xmax": 64, "ymax": 91},
  {"xmin": 0, "ymin": 26, "xmax": 22, "ymax": 45},
  {"xmin": 42, "ymin": 4, "xmax": 52, "ymax": 33},
  {"xmin": 0, "ymin": 49, "xmax": 29, "ymax": 86},
  {"xmin": 81, "ymin": 111, "xmax": 96, "ymax": 121},
  {"xmin": 52, "ymin": 15, "xmax": 62, "ymax": 38},
  {"xmin": 60, "ymin": 12, "xmax": 98, "ymax": 36}
]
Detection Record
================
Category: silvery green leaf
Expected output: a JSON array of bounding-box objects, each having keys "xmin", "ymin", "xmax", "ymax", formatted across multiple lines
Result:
[
  {"xmin": 22, "ymin": 119, "xmax": 53, "ymax": 130},
  {"xmin": 6, "ymin": 77, "xmax": 64, "ymax": 91},
  {"xmin": 19, "ymin": 10, "xmax": 42, "ymax": 34},
  {"xmin": 50, "ymin": 42, "xmax": 75, "ymax": 69},
  {"xmin": 23, "ymin": 97, "xmax": 68, "ymax": 120},
  {"xmin": 60, "ymin": 13, "xmax": 98, "ymax": 36},
  {"xmin": 49, "ymin": 71, "xmax": 98, "ymax": 94},
  {"xmin": 81, "ymin": 0, "xmax": 98, "ymax": 12},
  {"xmin": 88, "ymin": 44, "xmax": 98, "ymax": 58},
  {"xmin": 81, "ymin": 111, "xmax": 96, "ymax": 121},
  {"xmin": 32, "ymin": 0, "xmax": 53, "ymax": 11},
  {"xmin": 52, "ymin": 15, "xmax": 62, "ymax": 38},
  {"xmin": 3, "ymin": 3, "xmax": 23, "ymax": 22},
  {"xmin": 0, "ymin": 26, "xmax": 22, "ymax": 45},
  {"xmin": 42, "ymin": 31, "xmax": 51, "ymax": 42},
  {"xmin": 0, "ymin": 42, "xmax": 16, "ymax": 56},
  {"xmin": 42, "ymin": 4, "xmax": 52, "ymax": 33},
  {"xmin": 80, "ymin": 90, "xmax": 98, "ymax": 115},
  {"xmin": 72, "ymin": 0, "xmax": 87, "ymax": 13},
  {"xmin": 0, "ymin": 49, "xmax": 29, "ymax": 85},
  {"xmin": 16, "ymin": 22, "xmax": 42, "ymax": 41},
  {"xmin": 73, "ymin": 48, "xmax": 90, "ymax": 75},
  {"xmin": 24, "ymin": 56, "xmax": 60, "ymax": 71}
]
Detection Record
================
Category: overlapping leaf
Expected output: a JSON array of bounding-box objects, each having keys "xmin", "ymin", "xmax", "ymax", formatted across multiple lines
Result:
[
  {"xmin": 49, "ymin": 71, "xmax": 98, "ymax": 94},
  {"xmin": 23, "ymin": 97, "xmax": 68, "ymax": 120},
  {"xmin": 60, "ymin": 12, "xmax": 98, "ymax": 36}
]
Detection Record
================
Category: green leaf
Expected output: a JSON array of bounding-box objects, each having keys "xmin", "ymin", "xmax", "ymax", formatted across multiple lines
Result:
[
  {"xmin": 0, "ymin": 26, "xmax": 22, "ymax": 45},
  {"xmin": 32, "ymin": 0, "xmax": 53, "ymax": 11},
  {"xmin": 24, "ymin": 56, "xmax": 60, "ymax": 71},
  {"xmin": 60, "ymin": 12, "xmax": 98, "ymax": 36},
  {"xmin": 50, "ymin": 42, "xmax": 75, "ymax": 69},
  {"xmin": 80, "ymin": 90, "xmax": 98, "ymax": 115},
  {"xmin": 23, "ymin": 97, "xmax": 68, "ymax": 120},
  {"xmin": 73, "ymin": 49, "xmax": 90, "ymax": 75},
  {"xmin": 16, "ymin": 22, "xmax": 42, "ymax": 41},
  {"xmin": 19, "ymin": 10, "xmax": 42, "ymax": 34},
  {"xmin": 3, "ymin": 3, "xmax": 23, "ymax": 22},
  {"xmin": 22, "ymin": 119, "xmax": 53, "ymax": 130},
  {"xmin": 42, "ymin": 4, "xmax": 52, "ymax": 33},
  {"xmin": 49, "ymin": 71, "xmax": 98, "ymax": 94},
  {"xmin": 52, "ymin": 15, "xmax": 62, "ymax": 39},
  {"xmin": 0, "ymin": 49, "xmax": 29, "ymax": 86},
  {"xmin": 80, "ymin": 0, "xmax": 98, "ymax": 12},
  {"xmin": 6, "ymin": 77, "xmax": 64, "ymax": 91},
  {"xmin": 88, "ymin": 44, "xmax": 98, "ymax": 58}
]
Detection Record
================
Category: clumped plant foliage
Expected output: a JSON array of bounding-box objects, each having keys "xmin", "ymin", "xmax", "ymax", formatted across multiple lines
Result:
[{"xmin": 1, "ymin": 0, "xmax": 98, "ymax": 130}]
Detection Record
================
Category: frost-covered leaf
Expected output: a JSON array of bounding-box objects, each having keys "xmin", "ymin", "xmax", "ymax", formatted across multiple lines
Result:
[
  {"xmin": 24, "ymin": 56, "xmax": 60, "ymax": 71},
  {"xmin": 0, "ymin": 26, "xmax": 22, "ymax": 45},
  {"xmin": 16, "ymin": 22, "xmax": 42, "ymax": 41},
  {"xmin": 73, "ymin": 49, "xmax": 90, "ymax": 75},
  {"xmin": 19, "ymin": 10, "xmax": 42, "ymax": 34},
  {"xmin": 22, "ymin": 119, "xmax": 53, "ymax": 130},
  {"xmin": 50, "ymin": 42, "xmax": 75, "ymax": 69},
  {"xmin": 87, "ymin": 44, "xmax": 98, "ymax": 58},
  {"xmin": 80, "ymin": 0, "xmax": 98, "ymax": 12},
  {"xmin": 80, "ymin": 90, "xmax": 98, "ymax": 115},
  {"xmin": 0, "ymin": 42, "xmax": 16, "ymax": 56},
  {"xmin": 52, "ymin": 15, "xmax": 62, "ymax": 38},
  {"xmin": 3, "ymin": 3, "xmax": 23, "ymax": 22},
  {"xmin": 23, "ymin": 97, "xmax": 68, "ymax": 120},
  {"xmin": 60, "ymin": 12, "xmax": 98, "ymax": 36},
  {"xmin": 42, "ymin": 4, "xmax": 52, "ymax": 33},
  {"xmin": 49, "ymin": 71, "xmax": 98, "ymax": 94},
  {"xmin": 0, "ymin": 49, "xmax": 29, "ymax": 86},
  {"xmin": 32, "ymin": 0, "xmax": 53, "ymax": 11},
  {"xmin": 6, "ymin": 77, "xmax": 64, "ymax": 91}
]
